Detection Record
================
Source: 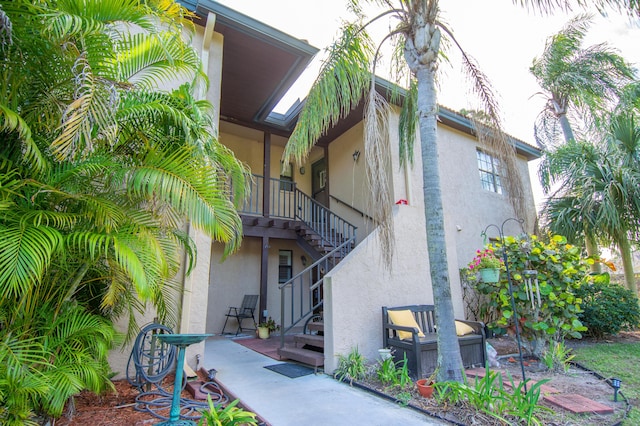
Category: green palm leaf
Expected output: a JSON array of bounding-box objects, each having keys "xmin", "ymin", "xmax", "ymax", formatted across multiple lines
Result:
[{"xmin": 0, "ymin": 223, "xmax": 62, "ymax": 298}]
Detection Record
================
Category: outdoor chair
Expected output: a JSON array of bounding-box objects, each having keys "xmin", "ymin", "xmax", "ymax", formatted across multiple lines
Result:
[{"xmin": 221, "ymin": 295, "xmax": 259, "ymax": 335}]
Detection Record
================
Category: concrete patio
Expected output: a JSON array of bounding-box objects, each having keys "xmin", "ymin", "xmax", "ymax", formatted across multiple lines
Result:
[{"xmin": 202, "ymin": 336, "xmax": 447, "ymax": 426}]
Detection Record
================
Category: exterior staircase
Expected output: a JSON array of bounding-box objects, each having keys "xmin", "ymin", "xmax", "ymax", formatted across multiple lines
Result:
[
  {"xmin": 238, "ymin": 175, "xmax": 358, "ymax": 371},
  {"xmin": 278, "ymin": 320, "xmax": 324, "ymax": 371}
]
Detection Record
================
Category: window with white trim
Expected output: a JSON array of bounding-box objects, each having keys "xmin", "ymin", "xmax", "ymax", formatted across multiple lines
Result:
[
  {"xmin": 278, "ymin": 250, "xmax": 292, "ymax": 284},
  {"xmin": 476, "ymin": 150, "xmax": 503, "ymax": 194}
]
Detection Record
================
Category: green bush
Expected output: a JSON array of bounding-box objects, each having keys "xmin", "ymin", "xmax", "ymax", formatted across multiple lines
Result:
[
  {"xmin": 473, "ymin": 234, "xmax": 589, "ymax": 357},
  {"xmin": 575, "ymin": 274, "xmax": 640, "ymax": 338}
]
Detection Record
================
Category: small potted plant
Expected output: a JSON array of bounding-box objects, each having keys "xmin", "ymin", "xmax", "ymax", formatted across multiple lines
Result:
[
  {"xmin": 416, "ymin": 371, "xmax": 437, "ymax": 398},
  {"xmin": 468, "ymin": 248, "xmax": 502, "ymax": 283},
  {"xmin": 257, "ymin": 317, "xmax": 279, "ymax": 339}
]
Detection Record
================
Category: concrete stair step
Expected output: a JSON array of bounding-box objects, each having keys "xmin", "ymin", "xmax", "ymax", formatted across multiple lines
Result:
[
  {"xmin": 306, "ymin": 322, "xmax": 324, "ymax": 333},
  {"xmin": 294, "ymin": 333, "xmax": 324, "ymax": 349},
  {"xmin": 278, "ymin": 346, "xmax": 324, "ymax": 368}
]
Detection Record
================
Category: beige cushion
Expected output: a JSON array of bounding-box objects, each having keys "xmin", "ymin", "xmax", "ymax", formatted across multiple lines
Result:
[
  {"xmin": 455, "ymin": 320, "xmax": 475, "ymax": 336},
  {"xmin": 388, "ymin": 310, "xmax": 425, "ymax": 340}
]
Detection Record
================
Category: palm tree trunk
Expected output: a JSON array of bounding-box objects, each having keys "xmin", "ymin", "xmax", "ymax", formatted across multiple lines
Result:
[
  {"xmin": 558, "ymin": 113, "xmax": 576, "ymax": 143},
  {"xmin": 584, "ymin": 232, "xmax": 602, "ymax": 274},
  {"xmin": 416, "ymin": 63, "xmax": 464, "ymax": 383},
  {"xmin": 617, "ymin": 234, "xmax": 638, "ymax": 297}
]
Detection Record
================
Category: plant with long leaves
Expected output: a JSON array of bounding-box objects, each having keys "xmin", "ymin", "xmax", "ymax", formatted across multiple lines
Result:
[
  {"xmin": 0, "ymin": 0, "xmax": 249, "ymax": 422},
  {"xmin": 540, "ymin": 112, "xmax": 640, "ymax": 296}
]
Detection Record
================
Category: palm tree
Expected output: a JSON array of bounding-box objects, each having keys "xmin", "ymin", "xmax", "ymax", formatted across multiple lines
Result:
[
  {"xmin": 283, "ymin": 0, "xmax": 638, "ymax": 383},
  {"xmin": 0, "ymin": 0, "xmax": 248, "ymax": 421},
  {"xmin": 531, "ymin": 14, "xmax": 635, "ymax": 149},
  {"xmin": 540, "ymin": 113, "xmax": 640, "ymax": 296},
  {"xmin": 532, "ymin": 14, "xmax": 635, "ymax": 272}
]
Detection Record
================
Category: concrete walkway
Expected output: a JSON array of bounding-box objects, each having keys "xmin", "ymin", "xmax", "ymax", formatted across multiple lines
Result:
[{"xmin": 203, "ymin": 336, "xmax": 447, "ymax": 426}]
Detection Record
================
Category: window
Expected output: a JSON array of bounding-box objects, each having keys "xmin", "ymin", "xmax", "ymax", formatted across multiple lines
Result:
[
  {"xmin": 278, "ymin": 250, "xmax": 292, "ymax": 284},
  {"xmin": 476, "ymin": 150, "xmax": 503, "ymax": 194},
  {"xmin": 280, "ymin": 162, "xmax": 294, "ymax": 191}
]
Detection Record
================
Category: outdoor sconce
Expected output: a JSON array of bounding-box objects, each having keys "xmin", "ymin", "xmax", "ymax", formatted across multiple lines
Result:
[
  {"xmin": 352, "ymin": 150, "xmax": 360, "ymax": 162},
  {"xmin": 611, "ymin": 377, "xmax": 621, "ymax": 402},
  {"xmin": 301, "ymin": 255, "xmax": 308, "ymax": 267}
]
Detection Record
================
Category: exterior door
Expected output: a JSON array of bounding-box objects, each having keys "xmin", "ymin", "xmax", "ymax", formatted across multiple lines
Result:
[{"xmin": 311, "ymin": 158, "xmax": 328, "ymax": 207}]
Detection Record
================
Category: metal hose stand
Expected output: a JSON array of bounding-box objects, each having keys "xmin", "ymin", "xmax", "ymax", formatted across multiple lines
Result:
[{"xmin": 125, "ymin": 323, "xmax": 217, "ymax": 421}]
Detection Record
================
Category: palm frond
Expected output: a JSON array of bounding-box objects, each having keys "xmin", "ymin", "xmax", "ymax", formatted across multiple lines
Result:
[
  {"xmin": 284, "ymin": 22, "xmax": 373, "ymax": 165},
  {"xmin": 0, "ymin": 223, "xmax": 62, "ymax": 298}
]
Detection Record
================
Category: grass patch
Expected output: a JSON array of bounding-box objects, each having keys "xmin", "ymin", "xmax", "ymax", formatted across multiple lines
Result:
[{"xmin": 572, "ymin": 342, "xmax": 640, "ymax": 425}]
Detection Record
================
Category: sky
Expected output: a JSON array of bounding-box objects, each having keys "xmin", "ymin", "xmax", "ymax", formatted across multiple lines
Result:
[{"xmin": 216, "ymin": 0, "xmax": 640, "ymax": 205}]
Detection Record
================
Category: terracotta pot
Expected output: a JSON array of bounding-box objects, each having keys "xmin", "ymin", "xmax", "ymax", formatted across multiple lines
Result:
[
  {"xmin": 416, "ymin": 378, "xmax": 435, "ymax": 398},
  {"xmin": 257, "ymin": 326, "xmax": 270, "ymax": 339}
]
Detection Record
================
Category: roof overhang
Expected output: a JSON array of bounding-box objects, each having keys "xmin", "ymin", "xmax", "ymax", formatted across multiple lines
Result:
[{"xmin": 179, "ymin": 0, "xmax": 318, "ymax": 134}]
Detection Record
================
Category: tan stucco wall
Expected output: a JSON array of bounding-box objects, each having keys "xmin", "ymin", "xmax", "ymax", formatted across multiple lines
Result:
[
  {"xmin": 107, "ymin": 16, "xmax": 224, "ymax": 376},
  {"xmin": 326, "ymin": 123, "xmax": 369, "ymax": 243},
  {"xmin": 206, "ymin": 238, "xmax": 312, "ymax": 334}
]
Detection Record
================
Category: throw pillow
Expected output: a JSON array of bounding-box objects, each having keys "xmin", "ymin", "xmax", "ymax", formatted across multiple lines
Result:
[
  {"xmin": 455, "ymin": 320, "xmax": 475, "ymax": 336},
  {"xmin": 388, "ymin": 310, "xmax": 425, "ymax": 340}
]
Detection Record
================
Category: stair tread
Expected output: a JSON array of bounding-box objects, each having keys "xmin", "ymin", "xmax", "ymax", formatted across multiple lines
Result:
[
  {"xmin": 294, "ymin": 334, "xmax": 324, "ymax": 348},
  {"xmin": 307, "ymin": 322, "xmax": 324, "ymax": 332},
  {"xmin": 278, "ymin": 346, "xmax": 324, "ymax": 366}
]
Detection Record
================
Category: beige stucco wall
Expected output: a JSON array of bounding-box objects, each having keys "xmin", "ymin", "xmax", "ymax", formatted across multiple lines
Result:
[
  {"xmin": 326, "ymin": 123, "xmax": 369, "ymax": 243},
  {"xmin": 107, "ymin": 16, "xmax": 224, "ymax": 377},
  {"xmin": 322, "ymin": 111, "xmax": 537, "ymax": 373},
  {"xmin": 206, "ymin": 237, "xmax": 312, "ymax": 334}
]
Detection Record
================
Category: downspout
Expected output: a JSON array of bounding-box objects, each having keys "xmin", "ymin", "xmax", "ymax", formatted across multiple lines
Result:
[{"xmin": 178, "ymin": 12, "xmax": 217, "ymax": 333}]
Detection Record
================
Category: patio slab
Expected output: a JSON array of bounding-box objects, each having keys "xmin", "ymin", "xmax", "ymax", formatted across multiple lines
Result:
[{"xmin": 203, "ymin": 336, "xmax": 447, "ymax": 426}]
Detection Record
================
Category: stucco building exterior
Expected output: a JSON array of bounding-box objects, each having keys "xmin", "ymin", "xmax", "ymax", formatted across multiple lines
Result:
[{"xmin": 109, "ymin": 1, "xmax": 540, "ymax": 377}]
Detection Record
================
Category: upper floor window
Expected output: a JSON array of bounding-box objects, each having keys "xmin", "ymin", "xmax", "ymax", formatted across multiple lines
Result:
[{"xmin": 476, "ymin": 150, "xmax": 503, "ymax": 194}]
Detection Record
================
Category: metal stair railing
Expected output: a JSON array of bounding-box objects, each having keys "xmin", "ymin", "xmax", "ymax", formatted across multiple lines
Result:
[
  {"xmin": 238, "ymin": 175, "xmax": 297, "ymax": 219},
  {"xmin": 295, "ymin": 189, "xmax": 357, "ymax": 251},
  {"xmin": 278, "ymin": 238, "xmax": 355, "ymax": 349}
]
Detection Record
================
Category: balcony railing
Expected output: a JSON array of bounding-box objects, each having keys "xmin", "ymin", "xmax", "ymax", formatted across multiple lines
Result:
[{"xmin": 239, "ymin": 175, "xmax": 357, "ymax": 248}]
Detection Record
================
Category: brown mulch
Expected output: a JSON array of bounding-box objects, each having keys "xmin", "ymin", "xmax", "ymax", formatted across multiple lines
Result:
[
  {"xmin": 55, "ymin": 331, "xmax": 640, "ymax": 425},
  {"xmin": 57, "ymin": 379, "xmax": 159, "ymax": 426}
]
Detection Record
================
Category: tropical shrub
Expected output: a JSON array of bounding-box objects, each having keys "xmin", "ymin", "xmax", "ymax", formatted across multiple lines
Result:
[
  {"xmin": 575, "ymin": 274, "xmax": 640, "ymax": 338},
  {"xmin": 197, "ymin": 397, "xmax": 258, "ymax": 426},
  {"xmin": 334, "ymin": 347, "xmax": 367, "ymax": 385},
  {"xmin": 375, "ymin": 353, "xmax": 411, "ymax": 389},
  {"xmin": 433, "ymin": 366, "xmax": 551, "ymax": 425},
  {"xmin": 0, "ymin": 0, "xmax": 248, "ymax": 422},
  {"xmin": 473, "ymin": 235, "xmax": 588, "ymax": 357}
]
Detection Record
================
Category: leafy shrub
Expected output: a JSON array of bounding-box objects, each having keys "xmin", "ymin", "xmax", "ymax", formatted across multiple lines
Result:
[
  {"xmin": 375, "ymin": 353, "xmax": 411, "ymax": 389},
  {"xmin": 474, "ymin": 234, "xmax": 589, "ymax": 357},
  {"xmin": 334, "ymin": 347, "xmax": 367, "ymax": 385},
  {"xmin": 198, "ymin": 397, "xmax": 257, "ymax": 426},
  {"xmin": 575, "ymin": 274, "xmax": 640, "ymax": 338},
  {"xmin": 433, "ymin": 366, "xmax": 551, "ymax": 424}
]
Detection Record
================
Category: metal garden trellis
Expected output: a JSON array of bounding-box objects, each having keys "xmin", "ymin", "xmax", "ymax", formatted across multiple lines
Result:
[{"xmin": 481, "ymin": 217, "xmax": 528, "ymax": 391}]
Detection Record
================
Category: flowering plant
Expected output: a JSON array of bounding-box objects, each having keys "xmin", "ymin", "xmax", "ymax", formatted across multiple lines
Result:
[{"xmin": 468, "ymin": 248, "xmax": 502, "ymax": 270}]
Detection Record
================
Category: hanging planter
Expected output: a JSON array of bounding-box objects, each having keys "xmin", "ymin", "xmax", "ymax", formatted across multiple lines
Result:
[{"xmin": 479, "ymin": 267, "xmax": 500, "ymax": 283}]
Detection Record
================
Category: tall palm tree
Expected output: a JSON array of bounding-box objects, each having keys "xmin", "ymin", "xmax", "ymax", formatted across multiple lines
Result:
[
  {"xmin": 532, "ymin": 14, "xmax": 635, "ymax": 271},
  {"xmin": 0, "ymin": 0, "xmax": 248, "ymax": 421},
  {"xmin": 531, "ymin": 14, "xmax": 635, "ymax": 149},
  {"xmin": 283, "ymin": 0, "xmax": 638, "ymax": 383},
  {"xmin": 540, "ymin": 113, "xmax": 640, "ymax": 296}
]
